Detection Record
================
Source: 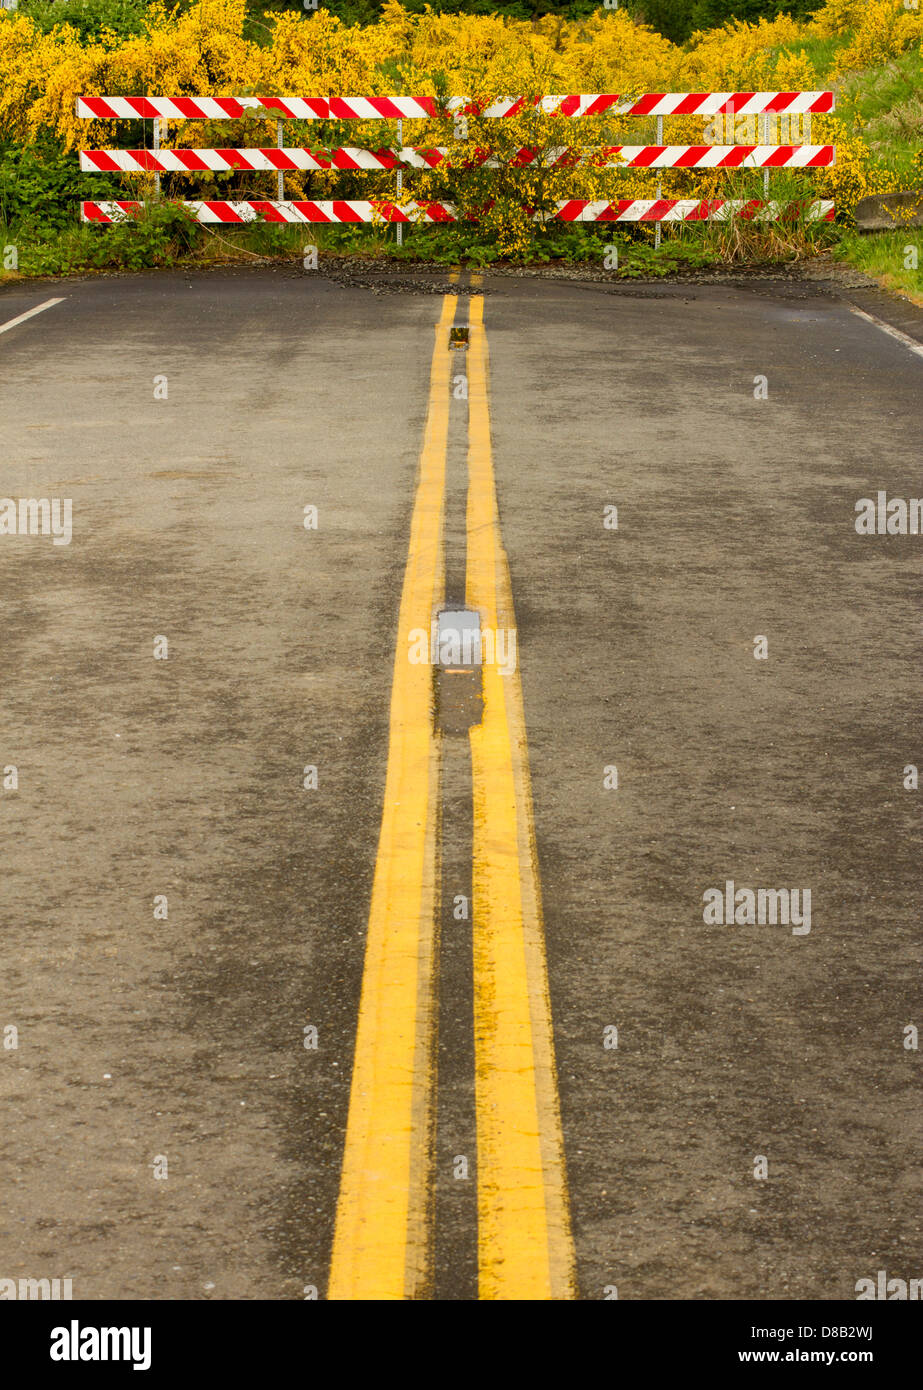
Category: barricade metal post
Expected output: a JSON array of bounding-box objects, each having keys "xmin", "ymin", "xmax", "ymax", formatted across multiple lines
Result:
[
  {"xmin": 277, "ymin": 120, "xmax": 284, "ymax": 201},
  {"xmin": 153, "ymin": 116, "xmax": 160, "ymax": 199},
  {"xmin": 396, "ymin": 117, "xmax": 403, "ymax": 247},
  {"xmin": 762, "ymin": 113, "xmax": 769, "ymax": 198},
  {"xmin": 654, "ymin": 114, "xmax": 662, "ymax": 250}
]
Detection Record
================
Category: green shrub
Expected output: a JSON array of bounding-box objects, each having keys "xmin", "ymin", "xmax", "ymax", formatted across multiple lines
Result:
[
  {"xmin": 20, "ymin": 0, "xmax": 155, "ymax": 42},
  {"xmin": 7, "ymin": 198, "xmax": 202, "ymax": 274},
  {"xmin": 0, "ymin": 134, "xmax": 121, "ymax": 232}
]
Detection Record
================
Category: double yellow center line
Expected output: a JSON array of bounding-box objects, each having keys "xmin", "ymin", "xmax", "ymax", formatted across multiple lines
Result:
[{"xmin": 328, "ymin": 291, "xmax": 575, "ymax": 1301}]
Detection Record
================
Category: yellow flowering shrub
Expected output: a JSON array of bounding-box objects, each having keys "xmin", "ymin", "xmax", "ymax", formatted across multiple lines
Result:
[
  {"xmin": 0, "ymin": 0, "xmax": 916, "ymax": 235},
  {"xmin": 812, "ymin": 126, "xmax": 895, "ymax": 206},
  {"xmin": 681, "ymin": 15, "xmax": 804, "ymax": 89},
  {"xmin": 554, "ymin": 11, "xmax": 681, "ymax": 93},
  {"xmin": 831, "ymin": 0, "xmax": 923, "ymax": 78},
  {"xmin": 0, "ymin": 11, "xmax": 96, "ymax": 143},
  {"xmin": 809, "ymin": 0, "xmax": 870, "ymax": 38},
  {"xmin": 773, "ymin": 50, "xmax": 822, "ymax": 95}
]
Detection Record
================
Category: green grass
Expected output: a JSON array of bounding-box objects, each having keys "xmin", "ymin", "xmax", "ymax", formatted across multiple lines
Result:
[
  {"xmin": 383, "ymin": 222, "xmax": 720, "ymax": 271},
  {"xmin": 837, "ymin": 51, "xmax": 923, "ymax": 180},
  {"xmin": 833, "ymin": 228, "xmax": 923, "ymax": 304},
  {"xmin": 0, "ymin": 213, "xmax": 726, "ymax": 275},
  {"xmin": 198, "ymin": 219, "xmax": 721, "ymax": 276},
  {"xmin": 769, "ymin": 33, "xmax": 852, "ymax": 79}
]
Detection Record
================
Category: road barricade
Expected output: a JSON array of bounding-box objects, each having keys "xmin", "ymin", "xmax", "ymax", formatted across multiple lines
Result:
[{"xmin": 76, "ymin": 92, "xmax": 836, "ymax": 229}]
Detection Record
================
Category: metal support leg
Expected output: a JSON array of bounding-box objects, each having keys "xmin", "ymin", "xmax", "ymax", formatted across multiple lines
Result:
[
  {"xmin": 761, "ymin": 114, "xmax": 770, "ymax": 204},
  {"xmin": 655, "ymin": 114, "xmax": 662, "ymax": 250},
  {"xmin": 153, "ymin": 117, "xmax": 160, "ymax": 199},
  {"xmin": 396, "ymin": 117, "xmax": 403, "ymax": 248},
  {"xmin": 277, "ymin": 120, "xmax": 284, "ymax": 202}
]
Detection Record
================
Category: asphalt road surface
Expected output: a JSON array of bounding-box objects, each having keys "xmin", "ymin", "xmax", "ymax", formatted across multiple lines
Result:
[{"xmin": 1, "ymin": 262, "xmax": 920, "ymax": 1301}]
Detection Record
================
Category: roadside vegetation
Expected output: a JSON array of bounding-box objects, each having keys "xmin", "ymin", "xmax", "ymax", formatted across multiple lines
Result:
[
  {"xmin": 832, "ymin": 227, "xmax": 923, "ymax": 302},
  {"xmin": 0, "ymin": 0, "xmax": 921, "ymax": 288}
]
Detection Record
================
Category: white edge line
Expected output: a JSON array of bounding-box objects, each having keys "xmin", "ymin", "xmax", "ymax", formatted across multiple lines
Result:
[
  {"xmin": 0, "ymin": 297, "xmax": 66, "ymax": 337},
  {"xmin": 848, "ymin": 303, "xmax": 923, "ymax": 361}
]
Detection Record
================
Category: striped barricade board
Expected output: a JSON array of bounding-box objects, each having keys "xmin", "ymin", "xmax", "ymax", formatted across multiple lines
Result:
[{"xmin": 75, "ymin": 93, "xmax": 836, "ymax": 227}]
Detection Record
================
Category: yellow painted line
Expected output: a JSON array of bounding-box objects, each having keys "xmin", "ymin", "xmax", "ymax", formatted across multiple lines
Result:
[
  {"xmin": 328, "ymin": 295, "xmax": 456, "ymax": 1300},
  {"xmin": 466, "ymin": 296, "xmax": 576, "ymax": 1299}
]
